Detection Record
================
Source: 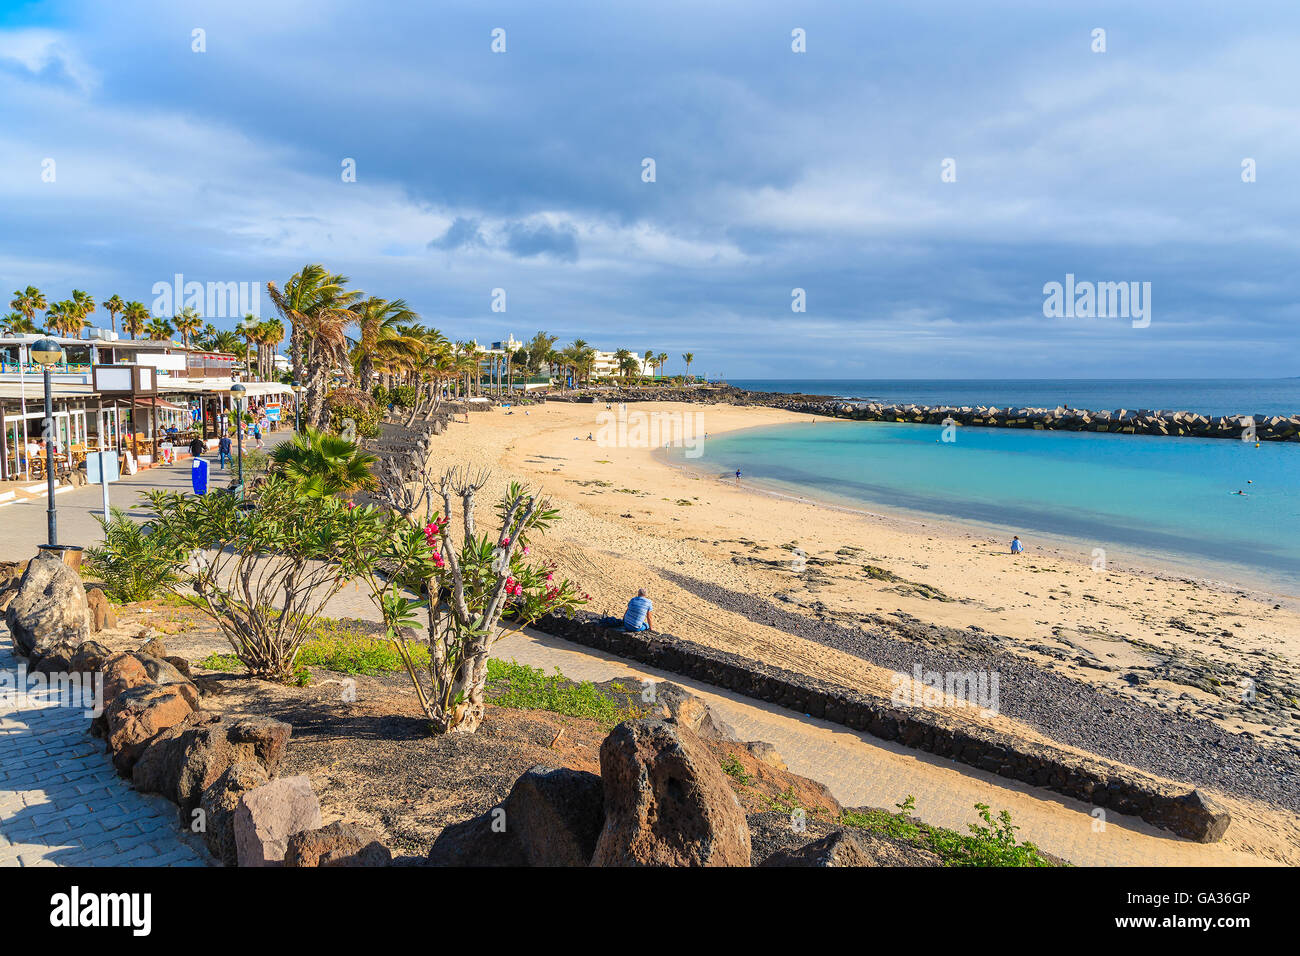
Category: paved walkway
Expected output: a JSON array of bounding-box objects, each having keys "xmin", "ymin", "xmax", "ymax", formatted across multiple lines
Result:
[
  {"xmin": 0, "ymin": 634, "xmax": 208, "ymax": 867},
  {"xmin": 0, "ymin": 431, "xmax": 293, "ymax": 561}
]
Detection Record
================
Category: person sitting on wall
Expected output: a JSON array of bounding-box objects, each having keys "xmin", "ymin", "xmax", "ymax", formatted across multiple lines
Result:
[{"xmin": 599, "ymin": 589, "xmax": 655, "ymax": 632}]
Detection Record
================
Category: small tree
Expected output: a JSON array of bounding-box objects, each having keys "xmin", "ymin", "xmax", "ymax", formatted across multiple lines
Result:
[
  {"xmin": 83, "ymin": 507, "xmax": 185, "ymax": 602},
  {"xmin": 145, "ymin": 478, "xmax": 388, "ymax": 681},
  {"xmin": 364, "ymin": 453, "xmax": 586, "ymax": 733}
]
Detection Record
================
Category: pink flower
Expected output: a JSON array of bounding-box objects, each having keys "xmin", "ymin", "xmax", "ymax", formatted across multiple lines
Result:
[
  {"xmin": 522, "ymin": 545, "xmax": 530, "ymax": 555},
  {"xmin": 345, "ymin": 500, "xmax": 356, "ymax": 510},
  {"xmin": 499, "ymin": 537, "xmax": 511, "ymax": 548}
]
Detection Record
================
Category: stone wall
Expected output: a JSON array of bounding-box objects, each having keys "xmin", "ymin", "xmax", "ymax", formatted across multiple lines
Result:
[{"xmin": 529, "ymin": 610, "xmax": 1231, "ymax": 842}]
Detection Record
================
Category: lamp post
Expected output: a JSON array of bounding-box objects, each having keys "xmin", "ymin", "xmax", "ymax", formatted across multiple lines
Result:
[
  {"xmin": 30, "ymin": 338, "xmax": 64, "ymax": 546},
  {"xmin": 230, "ymin": 382, "xmax": 246, "ymax": 495},
  {"xmin": 293, "ymin": 382, "xmax": 303, "ymax": 432}
]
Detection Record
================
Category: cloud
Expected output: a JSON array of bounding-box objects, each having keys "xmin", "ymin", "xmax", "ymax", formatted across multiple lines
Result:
[
  {"xmin": 503, "ymin": 220, "xmax": 579, "ymax": 262},
  {"xmin": 0, "ymin": 29, "xmax": 96, "ymax": 92},
  {"xmin": 428, "ymin": 217, "xmax": 487, "ymax": 252}
]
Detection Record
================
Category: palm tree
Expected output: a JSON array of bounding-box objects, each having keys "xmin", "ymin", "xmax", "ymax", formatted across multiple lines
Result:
[
  {"xmin": 146, "ymin": 317, "xmax": 174, "ymax": 341},
  {"xmin": 70, "ymin": 290, "xmax": 95, "ymax": 338},
  {"xmin": 354, "ymin": 296, "xmax": 418, "ymax": 391},
  {"xmin": 208, "ymin": 329, "xmax": 243, "ymax": 354},
  {"xmin": 9, "ymin": 286, "xmax": 47, "ymax": 332},
  {"xmin": 613, "ymin": 349, "xmax": 634, "ymax": 382},
  {"xmin": 269, "ymin": 426, "xmax": 378, "ymax": 497},
  {"xmin": 656, "ymin": 352, "xmax": 668, "ymax": 379},
  {"xmin": 46, "ymin": 301, "xmax": 84, "ymax": 338},
  {"xmin": 643, "ymin": 350, "xmax": 654, "ymax": 379},
  {"xmin": 173, "ymin": 306, "xmax": 203, "ymax": 347},
  {"xmin": 256, "ymin": 318, "xmax": 285, "ymax": 380},
  {"xmin": 3, "ymin": 311, "xmax": 40, "ymax": 334},
  {"xmin": 103, "ymin": 294, "xmax": 125, "ymax": 335},
  {"xmin": 267, "ymin": 265, "xmax": 360, "ymax": 427},
  {"xmin": 681, "ymin": 352, "xmax": 695, "ymax": 382},
  {"xmin": 122, "ymin": 301, "xmax": 149, "ymax": 340}
]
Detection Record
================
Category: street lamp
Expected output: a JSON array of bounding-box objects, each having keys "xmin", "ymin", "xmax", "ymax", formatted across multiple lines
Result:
[
  {"xmin": 293, "ymin": 381, "xmax": 303, "ymax": 432},
  {"xmin": 230, "ymin": 382, "xmax": 246, "ymax": 494},
  {"xmin": 30, "ymin": 338, "xmax": 64, "ymax": 546}
]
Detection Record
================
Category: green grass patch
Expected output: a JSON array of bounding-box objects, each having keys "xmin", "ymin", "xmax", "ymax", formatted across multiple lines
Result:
[
  {"xmin": 485, "ymin": 659, "xmax": 645, "ymax": 728},
  {"xmin": 297, "ymin": 617, "xmax": 430, "ymax": 676},
  {"xmin": 720, "ymin": 753, "xmax": 751, "ymax": 785},
  {"xmin": 197, "ymin": 652, "xmax": 242, "ymax": 672},
  {"xmin": 839, "ymin": 795, "xmax": 1057, "ymax": 867}
]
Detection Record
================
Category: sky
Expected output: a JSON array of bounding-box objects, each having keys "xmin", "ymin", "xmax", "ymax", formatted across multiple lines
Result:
[{"xmin": 1, "ymin": 0, "xmax": 1297, "ymax": 379}]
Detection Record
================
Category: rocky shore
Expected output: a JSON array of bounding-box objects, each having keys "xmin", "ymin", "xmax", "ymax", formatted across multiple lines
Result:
[{"xmin": 544, "ymin": 385, "xmax": 1300, "ymax": 442}]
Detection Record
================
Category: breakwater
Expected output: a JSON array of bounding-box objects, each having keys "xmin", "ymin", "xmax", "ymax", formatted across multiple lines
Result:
[{"xmin": 542, "ymin": 386, "xmax": 1300, "ymax": 442}]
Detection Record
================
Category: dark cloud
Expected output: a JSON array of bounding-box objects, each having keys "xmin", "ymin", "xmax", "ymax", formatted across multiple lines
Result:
[
  {"xmin": 428, "ymin": 217, "xmax": 487, "ymax": 251},
  {"xmin": 503, "ymin": 221, "xmax": 578, "ymax": 262}
]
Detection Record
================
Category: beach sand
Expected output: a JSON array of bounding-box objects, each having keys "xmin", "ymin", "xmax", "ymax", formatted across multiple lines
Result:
[{"xmin": 418, "ymin": 398, "xmax": 1300, "ymax": 862}]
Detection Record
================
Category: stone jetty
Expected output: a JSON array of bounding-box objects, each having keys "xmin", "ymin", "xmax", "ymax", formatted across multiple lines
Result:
[{"xmin": 543, "ymin": 386, "xmax": 1300, "ymax": 442}]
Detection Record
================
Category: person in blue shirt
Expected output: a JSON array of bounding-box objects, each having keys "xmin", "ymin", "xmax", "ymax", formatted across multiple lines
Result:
[
  {"xmin": 218, "ymin": 433, "xmax": 233, "ymax": 470},
  {"xmin": 623, "ymin": 589, "xmax": 654, "ymax": 632},
  {"xmin": 1010, "ymin": 535, "xmax": 1024, "ymax": 554}
]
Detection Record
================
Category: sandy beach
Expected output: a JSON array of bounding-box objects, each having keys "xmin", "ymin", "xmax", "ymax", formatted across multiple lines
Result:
[{"xmin": 410, "ymin": 398, "xmax": 1300, "ymax": 861}]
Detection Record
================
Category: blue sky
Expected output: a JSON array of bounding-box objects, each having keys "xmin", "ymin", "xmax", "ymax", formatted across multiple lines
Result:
[{"xmin": 1, "ymin": 0, "xmax": 1297, "ymax": 378}]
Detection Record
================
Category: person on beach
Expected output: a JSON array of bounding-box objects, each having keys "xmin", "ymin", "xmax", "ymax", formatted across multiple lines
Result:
[
  {"xmin": 218, "ymin": 433, "xmax": 232, "ymax": 470},
  {"xmin": 1010, "ymin": 535, "xmax": 1024, "ymax": 554},
  {"xmin": 735, "ymin": 468, "xmax": 742, "ymax": 482},
  {"xmin": 622, "ymin": 589, "xmax": 654, "ymax": 632}
]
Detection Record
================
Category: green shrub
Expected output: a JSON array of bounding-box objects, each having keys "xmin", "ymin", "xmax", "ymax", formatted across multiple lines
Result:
[
  {"xmin": 324, "ymin": 387, "xmax": 381, "ymax": 438},
  {"xmin": 197, "ymin": 652, "xmax": 242, "ymax": 672},
  {"xmin": 839, "ymin": 796, "xmax": 1056, "ymax": 867},
  {"xmin": 83, "ymin": 507, "xmax": 185, "ymax": 602},
  {"xmin": 371, "ymin": 384, "xmax": 390, "ymax": 407},
  {"xmin": 389, "ymin": 383, "xmax": 418, "ymax": 408}
]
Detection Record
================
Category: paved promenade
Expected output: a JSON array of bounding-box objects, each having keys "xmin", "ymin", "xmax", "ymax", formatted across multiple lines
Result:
[
  {"xmin": 0, "ymin": 432, "xmax": 291, "ymax": 562},
  {"xmin": 0, "ymin": 633, "xmax": 208, "ymax": 867}
]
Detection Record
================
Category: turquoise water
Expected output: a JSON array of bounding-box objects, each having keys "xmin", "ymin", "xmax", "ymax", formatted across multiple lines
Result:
[{"xmin": 678, "ymin": 420, "xmax": 1300, "ymax": 589}]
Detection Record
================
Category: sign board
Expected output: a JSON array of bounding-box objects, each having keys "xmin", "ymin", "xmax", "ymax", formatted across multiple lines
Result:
[
  {"xmin": 86, "ymin": 450, "xmax": 120, "ymax": 485},
  {"xmin": 265, "ymin": 404, "xmax": 281, "ymax": 421},
  {"xmin": 92, "ymin": 364, "xmax": 158, "ymax": 395}
]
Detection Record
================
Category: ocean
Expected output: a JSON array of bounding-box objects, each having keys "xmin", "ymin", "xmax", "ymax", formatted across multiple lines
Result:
[
  {"xmin": 728, "ymin": 379, "xmax": 1300, "ymax": 419},
  {"xmin": 673, "ymin": 417, "xmax": 1300, "ymax": 591}
]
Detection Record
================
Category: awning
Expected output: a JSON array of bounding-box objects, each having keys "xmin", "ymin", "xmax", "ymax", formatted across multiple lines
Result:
[{"xmin": 130, "ymin": 396, "xmax": 189, "ymax": 411}]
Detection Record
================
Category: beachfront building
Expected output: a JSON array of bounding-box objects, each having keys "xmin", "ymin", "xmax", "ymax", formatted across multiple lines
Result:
[
  {"xmin": 0, "ymin": 333, "xmax": 294, "ymax": 483},
  {"xmin": 590, "ymin": 349, "xmax": 652, "ymax": 379}
]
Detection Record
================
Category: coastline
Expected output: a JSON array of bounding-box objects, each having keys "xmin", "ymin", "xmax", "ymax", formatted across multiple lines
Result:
[
  {"xmin": 435, "ymin": 399, "xmax": 1300, "ymax": 741},
  {"xmin": 403, "ymin": 398, "xmax": 1300, "ymax": 863},
  {"xmin": 656, "ymin": 431, "xmax": 1300, "ymax": 608}
]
